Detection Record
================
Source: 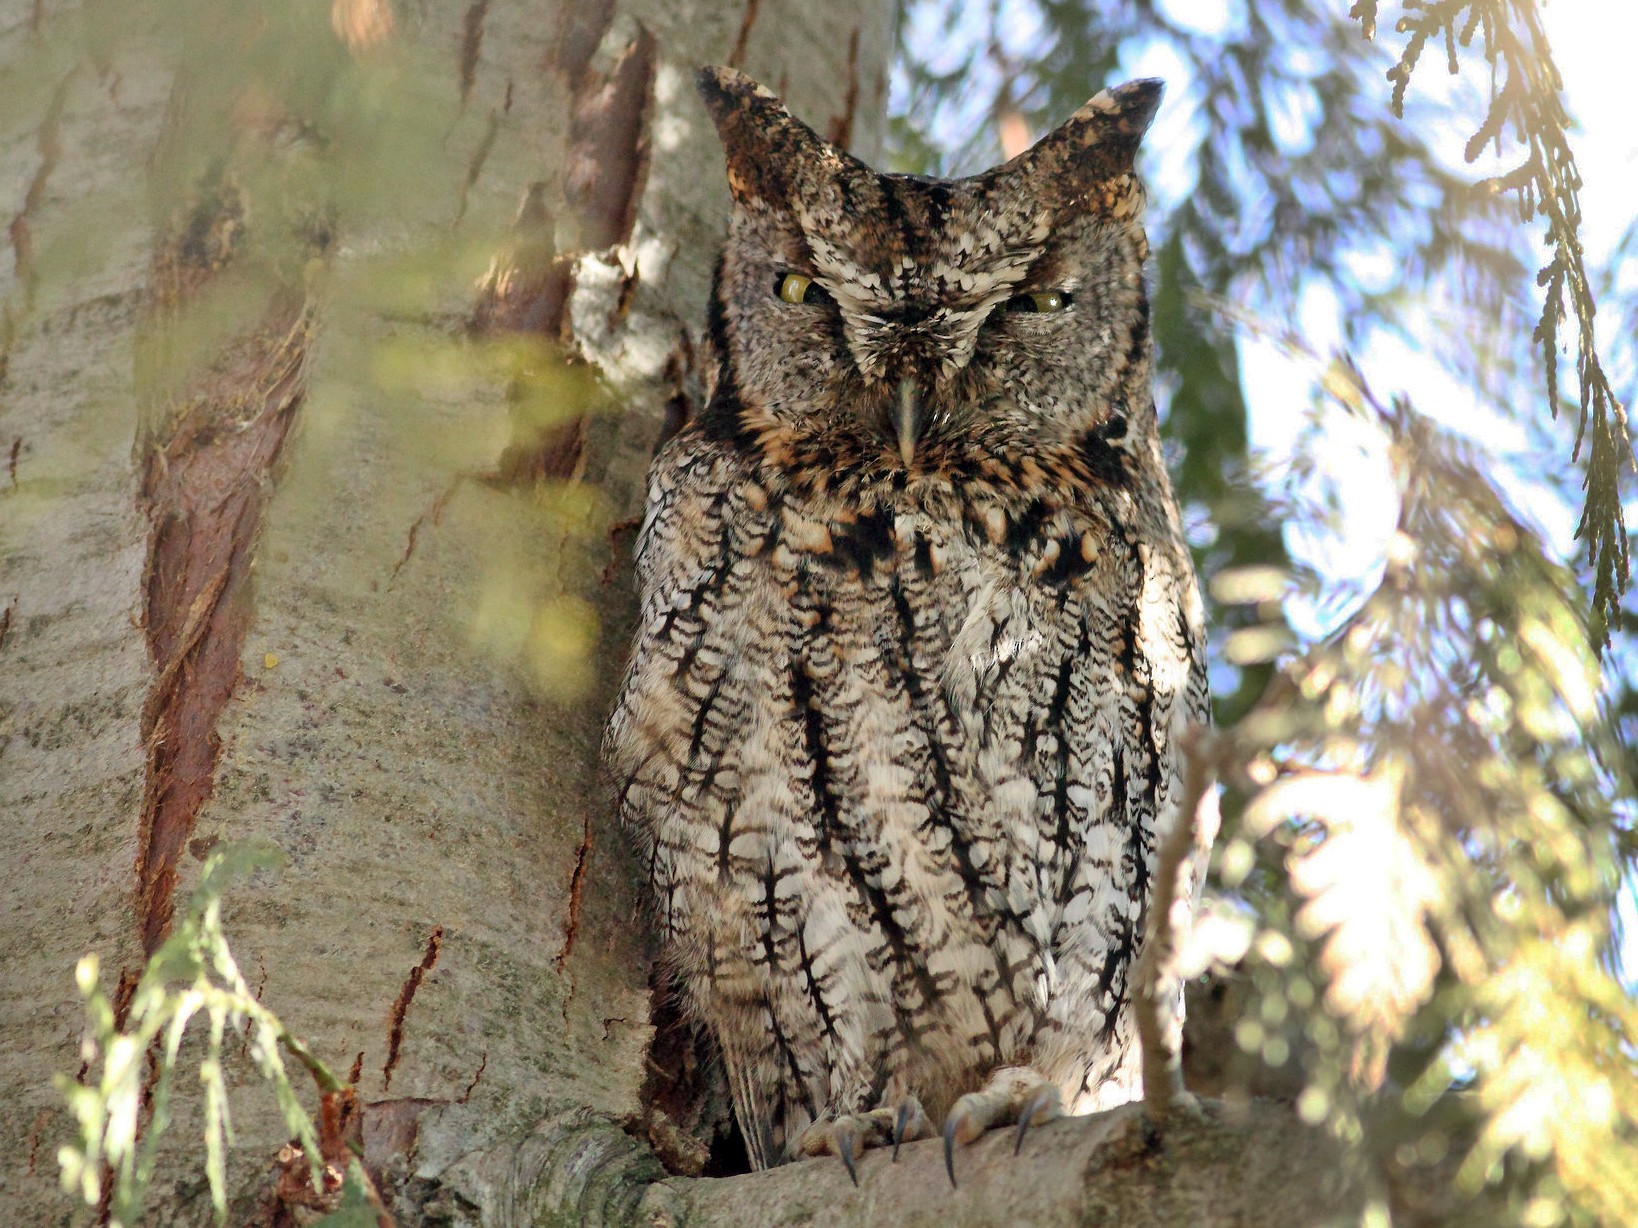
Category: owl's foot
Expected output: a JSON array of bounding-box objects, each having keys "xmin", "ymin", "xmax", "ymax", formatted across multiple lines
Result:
[
  {"xmin": 940, "ymin": 1066, "xmax": 1063, "ymax": 1188},
  {"xmin": 792, "ymin": 1095, "xmax": 934, "ymax": 1186}
]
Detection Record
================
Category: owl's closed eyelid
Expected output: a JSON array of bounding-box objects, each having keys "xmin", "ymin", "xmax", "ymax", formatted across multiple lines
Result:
[{"xmin": 994, "ymin": 288, "xmax": 1075, "ymax": 317}]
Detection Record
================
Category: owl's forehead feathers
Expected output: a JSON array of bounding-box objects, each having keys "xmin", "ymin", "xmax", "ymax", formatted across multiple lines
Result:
[
  {"xmin": 793, "ymin": 177, "xmax": 1049, "ymax": 309},
  {"xmin": 697, "ymin": 66, "xmax": 1161, "ymax": 302}
]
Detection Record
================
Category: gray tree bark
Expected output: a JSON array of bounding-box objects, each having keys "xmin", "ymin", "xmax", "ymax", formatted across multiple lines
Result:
[{"xmin": 0, "ymin": 2, "xmax": 1416, "ymax": 1225}]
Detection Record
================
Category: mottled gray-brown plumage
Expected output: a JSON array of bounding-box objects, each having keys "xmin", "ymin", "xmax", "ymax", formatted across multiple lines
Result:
[{"xmin": 606, "ymin": 66, "xmax": 1213, "ymax": 1173}]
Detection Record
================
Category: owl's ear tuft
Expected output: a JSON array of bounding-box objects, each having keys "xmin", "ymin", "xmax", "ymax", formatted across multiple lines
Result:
[
  {"xmin": 1083, "ymin": 78, "xmax": 1165, "ymax": 145},
  {"xmin": 998, "ymin": 77, "xmax": 1163, "ymax": 209},
  {"xmin": 696, "ymin": 66, "xmax": 827, "ymax": 206}
]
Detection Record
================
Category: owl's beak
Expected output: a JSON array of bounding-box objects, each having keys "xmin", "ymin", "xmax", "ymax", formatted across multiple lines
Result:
[{"xmin": 894, "ymin": 379, "xmax": 926, "ymax": 468}]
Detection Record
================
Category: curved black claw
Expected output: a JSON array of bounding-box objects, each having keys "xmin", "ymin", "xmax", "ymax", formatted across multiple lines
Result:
[
  {"xmin": 835, "ymin": 1119, "xmax": 860, "ymax": 1187},
  {"xmin": 893, "ymin": 1101, "xmax": 913, "ymax": 1162},
  {"xmin": 1012, "ymin": 1086, "xmax": 1055, "ymax": 1156},
  {"xmin": 942, "ymin": 1115, "xmax": 960, "ymax": 1188}
]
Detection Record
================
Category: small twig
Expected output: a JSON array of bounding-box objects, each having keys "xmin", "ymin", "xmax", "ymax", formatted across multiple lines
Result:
[
  {"xmin": 1136, "ymin": 726, "xmax": 1218, "ymax": 1120},
  {"xmin": 280, "ymin": 1030, "xmax": 343, "ymax": 1094}
]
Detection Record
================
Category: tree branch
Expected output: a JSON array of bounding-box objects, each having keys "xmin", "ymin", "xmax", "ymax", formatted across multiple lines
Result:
[{"xmin": 395, "ymin": 1099, "xmax": 1390, "ymax": 1228}]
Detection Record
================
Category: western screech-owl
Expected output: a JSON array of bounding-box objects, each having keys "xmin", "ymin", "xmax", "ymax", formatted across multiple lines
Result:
[{"xmin": 606, "ymin": 66, "xmax": 1213, "ymax": 1177}]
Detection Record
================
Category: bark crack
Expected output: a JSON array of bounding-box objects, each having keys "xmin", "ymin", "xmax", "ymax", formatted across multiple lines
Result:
[
  {"xmin": 391, "ymin": 477, "xmax": 459, "ymax": 581},
  {"xmin": 457, "ymin": 1051, "xmax": 488, "ymax": 1103},
  {"xmin": 727, "ymin": 0, "xmax": 761, "ymax": 68},
  {"xmin": 826, "ymin": 27, "xmax": 861, "ymax": 150},
  {"xmin": 25, "ymin": 1108, "xmax": 48, "ymax": 1176},
  {"xmin": 554, "ymin": 815, "xmax": 595, "ymax": 975},
  {"xmin": 452, "ymin": 105, "xmax": 501, "ymax": 228},
  {"xmin": 457, "ymin": 0, "xmax": 491, "ymax": 106},
  {"xmin": 382, "ymin": 925, "xmax": 444, "ymax": 1092},
  {"xmin": 0, "ymin": 306, "xmax": 14, "ymax": 387}
]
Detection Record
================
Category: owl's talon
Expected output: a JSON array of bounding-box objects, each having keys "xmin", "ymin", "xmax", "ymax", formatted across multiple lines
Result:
[
  {"xmin": 1012, "ymin": 1085, "xmax": 1062, "ymax": 1155},
  {"xmin": 940, "ymin": 1066, "xmax": 1061, "ymax": 1181},
  {"xmin": 834, "ymin": 1118, "xmax": 860, "ymax": 1186},
  {"xmin": 888, "ymin": 1094, "xmax": 930, "ymax": 1162},
  {"xmin": 794, "ymin": 1103, "xmax": 926, "ymax": 1182}
]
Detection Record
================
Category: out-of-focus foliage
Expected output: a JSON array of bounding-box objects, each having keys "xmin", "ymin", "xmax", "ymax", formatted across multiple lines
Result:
[
  {"xmin": 1349, "ymin": 0, "xmax": 1631, "ymax": 648},
  {"xmin": 891, "ymin": 0, "xmax": 1510, "ymax": 719},
  {"xmin": 56, "ymin": 849, "xmax": 334, "ymax": 1228},
  {"xmin": 893, "ymin": 3, "xmax": 1635, "ymax": 1226},
  {"xmin": 1204, "ymin": 348, "xmax": 1636, "ymax": 1227},
  {"xmin": 1353, "ymin": 0, "xmax": 1630, "ymax": 645}
]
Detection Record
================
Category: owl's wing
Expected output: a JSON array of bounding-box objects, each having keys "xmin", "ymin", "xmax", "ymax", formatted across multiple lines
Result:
[
  {"xmin": 605, "ymin": 432, "xmax": 798, "ymax": 1170},
  {"xmin": 606, "ymin": 428, "xmax": 745, "ymax": 896}
]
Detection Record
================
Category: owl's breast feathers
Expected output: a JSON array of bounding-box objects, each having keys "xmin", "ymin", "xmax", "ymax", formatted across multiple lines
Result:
[{"xmin": 608, "ymin": 423, "xmax": 1206, "ymax": 1101}]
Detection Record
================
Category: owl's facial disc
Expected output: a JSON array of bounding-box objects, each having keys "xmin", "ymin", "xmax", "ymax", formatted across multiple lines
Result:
[{"xmin": 699, "ymin": 67, "xmax": 1162, "ymax": 474}]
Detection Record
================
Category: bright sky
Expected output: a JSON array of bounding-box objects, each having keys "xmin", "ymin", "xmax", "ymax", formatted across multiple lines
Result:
[
  {"xmin": 1103, "ymin": 1, "xmax": 1638, "ymax": 984},
  {"xmin": 1544, "ymin": 1, "xmax": 1638, "ymax": 989}
]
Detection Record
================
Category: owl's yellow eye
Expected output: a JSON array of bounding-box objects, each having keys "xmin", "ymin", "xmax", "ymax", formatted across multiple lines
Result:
[
  {"xmin": 777, "ymin": 272, "xmax": 828, "ymax": 305},
  {"xmin": 1005, "ymin": 290, "xmax": 1072, "ymax": 313}
]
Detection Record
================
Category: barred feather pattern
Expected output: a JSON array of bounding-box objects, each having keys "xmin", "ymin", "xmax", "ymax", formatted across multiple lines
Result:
[{"xmin": 605, "ymin": 67, "xmax": 1211, "ymax": 1170}]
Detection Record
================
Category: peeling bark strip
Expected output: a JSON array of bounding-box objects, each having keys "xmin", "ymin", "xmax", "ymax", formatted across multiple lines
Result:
[
  {"xmin": 135, "ymin": 292, "xmax": 309, "ymax": 954},
  {"xmin": 550, "ymin": 0, "xmax": 616, "ymax": 89},
  {"xmin": 469, "ymin": 24, "xmax": 656, "ymax": 490},
  {"xmin": 469, "ymin": 184, "xmax": 586, "ymax": 484},
  {"xmin": 134, "ymin": 169, "xmax": 313, "ymax": 954},
  {"xmin": 470, "ymin": 183, "xmax": 571, "ymax": 337},
  {"xmin": 382, "ymin": 925, "xmax": 444, "ymax": 1092},
  {"xmin": 562, "ymin": 30, "xmax": 656, "ymax": 251}
]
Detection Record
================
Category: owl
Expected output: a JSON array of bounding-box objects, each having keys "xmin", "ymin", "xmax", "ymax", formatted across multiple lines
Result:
[{"xmin": 605, "ymin": 66, "xmax": 1213, "ymax": 1181}]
